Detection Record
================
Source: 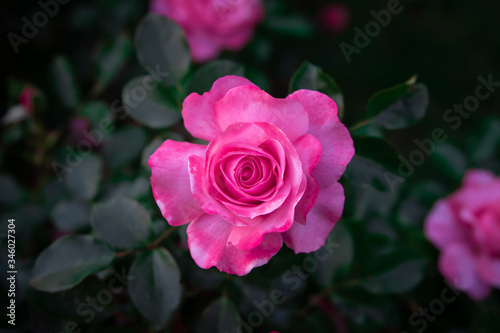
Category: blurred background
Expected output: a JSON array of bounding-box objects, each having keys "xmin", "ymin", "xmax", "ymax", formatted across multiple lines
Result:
[{"xmin": 1, "ymin": 0, "xmax": 500, "ymax": 332}]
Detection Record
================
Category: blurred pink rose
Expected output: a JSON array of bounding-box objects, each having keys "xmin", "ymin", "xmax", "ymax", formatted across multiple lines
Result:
[
  {"xmin": 425, "ymin": 169, "xmax": 500, "ymax": 299},
  {"xmin": 19, "ymin": 86, "xmax": 37, "ymax": 113},
  {"xmin": 3, "ymin": 86, "xmax": 38, "ymax": 125},
  {"xmin": 149, "ymin": 75, "xmax": 354, "ymax": 275},
  {"xmin": 319, "ymin": 3, "xmax": 350, "ymax": 35},
  {"xmin": 150, "ymin": 0, "xmax": 264, "ymax": 62}
]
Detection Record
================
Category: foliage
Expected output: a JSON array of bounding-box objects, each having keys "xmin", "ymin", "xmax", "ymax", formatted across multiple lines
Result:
[{"xmin": 2, "ymin": 0, "xmax": 500, "ymax": 332}]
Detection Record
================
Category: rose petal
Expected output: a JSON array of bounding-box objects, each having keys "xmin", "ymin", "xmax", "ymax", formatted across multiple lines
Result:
[
  {"xmin": 184, "ymin": 32, "xmax": 222, "ymax": 62},
  {"xmin": 215, "ymin": 123, "xmax": 303, "ymax": 218},
  {"xmin": 227, "ymin": 173, "xmax": 307, "ymax": 250},
  {"xmin": 187, "ymin": 214, "xmax": 283, "ymax": 276},
  {"xmin": 283, "ymin": 182, "xmax": 344, "ymax": 253},
  {"xmin": 463, "ymin": 169, "xmax": 497, "ymax": 187},
  {"xmin": 186, "ymin": 28, "xmax": 257, "ymax": 61},
  {"xmin": 293, "ymin": 134, "xmax": 322, "ymax": 224},
  {"xmin": 182, "ymin": 75, "xmax": 256, "ymax": 141},
  {"xmin": 287, "ymin": 90, "xmax": 354, "ymax": 188},
  {"xmin": 215, "ymin": 85, "xmax": 309, "ymax": 142},
  {"xmin": 473, "ymin": 209, "xmax": 500, "ymax": 255},
  {"xmin": 189, "ymin": 154, "xmax": 261, "ymax": 227},
  {"xmin": 424, "ymin": 200, "xmax": 466, "ymax": 249},
  {"xmin": 215, "ymin": 145, "xmax": 281, "ymax": 203},
  {"xmin": 149, "ymin": 140, "xmax": 206, "ymax": 226},
  {"xmin": 439, "ymin": 243, "xmax": 491, "ymax": 300},
  {"xmin": 151, "ymin": 0, "xmax": 263, "ymax": 62},
  {"xmin": 477, "ymin": 254, "xmax": 500, "ymax": 288},
  {"xmin": 450, "ymin": 185, "xmax": 500, "ymax": 215},
  {"xmin": 221, "ymin": 182, "xmax": 291, "ymax": 219}
]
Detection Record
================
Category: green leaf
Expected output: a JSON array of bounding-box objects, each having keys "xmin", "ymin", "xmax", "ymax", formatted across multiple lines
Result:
[
  {"xmin": 185, "ymin": 262, "xmax": 225, "ymax": 292},
  {"xmin": 27, "ymin": 276, "xmax": 112, "ymax": 323},
  {"xmin": 343, "ymin": 136, "xmax": 401, "ymax": 191},
  {"xmin": 102, "ymin": 178, "xmax": 150, "ymax": 202},
  {"xmin": 64, "ymin": 154, "xmax": 103, "ymax": 200},
  {"xmin": 51, "ymin": 55, "xmax": 81, "ymax": 109},
  {"xmin": 135, "ymin": 13, "xmax": 190, "ymax": 86},
  {"xmin": 430, "ymin": 143, "xmax": 468, "ymax": 182},
  {"xmin": 51, "ymin": 199, "xmax": 90, "ymax": 232},
  {"xmin": 30, "ymin": 235, "xmax": 114, "ymax": 292},
  {"xmin": 289, "ymin": 62, "xmax": 344, "ymax": 120},
  {"xmin": 349, "ymin": 122, "xmax": 384, "ymax": 138},
  {"xmin": 122, "ymin": 76, "xmax": 180, "ymax": 128},
  {"xmin": 93, "ymin": 33, "xmax": 132, "ymax": 95},
  {"xmin": 314, "ymin": 222, "xmax": 354, "ymax": 287},
  {"xmin": 361, "ymin": 250, "xmax": 428, "ymax": 294},
  {"xmin": 331, "ymin": 288, "xmax": 399, "ymax": 330},
  {"xmin": 352, "ymin": 136, "xmax": 400, "ymax": 169},
  {"xmin": 197, "ymin": 298, "xmax": 241, "ymax": 333},
  {"xmin": 91, "ymin": 197, "xmax": 153, "ymax": 249},
  {"xmin": 102, "ymin": 126, "xmax": 146, "ymax": 168},
  {"xmin": 367, "ymin": 81, "xmax": 429, "ymax": 129},
  {"xmin": 397, "ymin": 196, "xmax": 428, "ymax": 227},
  {"xmin": 129, "ymin": 248, "xmax": 182, "ymax": 324},
  {"xmin": 366, "ymin": 82, "xmax": 412, "ymax": 118},
  {"xmin": 352, "ymin": 222, "xmax": 394, "ymax": 264},
  {"xmin": 79, "ymin": 101, "xmax": 111, "ymax": 129},
  {"xmin": 245, "ymin": 66, "xmax": 271, "ymax": 92},
  {"xmin": 350, "ymin": 187, "xmax": 398, "ymax": 221},
  {"xmin": 43, "ymin": 178, "xmax": 70, "ymax": 207},
  {"xmin": 186, "ymin": 60, "xmax": 245, "ymax": 94},
  {"xmin": 407, "ymin": 180, "xmax": 447, "ymax": 207},
  {"xmin": 468, "ymin": 116, "xmax": 500, "ymax": 163}
]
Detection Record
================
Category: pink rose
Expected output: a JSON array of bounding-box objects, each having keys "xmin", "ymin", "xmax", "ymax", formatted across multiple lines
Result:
[
  {"xmin": 3, "ymin": 85, "xmax": 37, "ymax": 125},
  {"xmin": 150, "ymin": 0, "xmax": 264, "ymax": 62},
  {"xmin": 19, "ymin": 86, "xmax": 37, "ymax": 113},
  {"xmin": 149, "ymin": 76, "xmax": 354, "ymax": 275},
  {"xmin": 425, "ymin": 169, "xmax": 500, "ymax": 299}
]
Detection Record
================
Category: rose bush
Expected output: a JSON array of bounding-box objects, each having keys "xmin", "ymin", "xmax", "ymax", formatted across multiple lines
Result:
[
  {"xmin": 149, "ymin": 75, "xmax": 354, "ymax": 275},
  {"xmin": 150, "ymin": 0, "xmax": 264, "ymax": 62},
  {"xmin": 425, "ymin": 169, "xmax": 500, "ymax": 299}
]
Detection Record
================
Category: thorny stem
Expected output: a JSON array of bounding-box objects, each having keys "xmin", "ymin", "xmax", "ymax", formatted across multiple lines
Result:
[
  {"xmin": 115, "ymin": 249, "xmax": 135, "ymax": 258},
  {"xmin": 176, "ymin": 83, "xmax": 185, "ymax": 110},
  {"xmin": 348, "ymin": 119, "xmax": 370, "ymax": 132},
  {"xmin": 114, "ymin": 227, "xmax": 178, "ymax": 258},
  {"xmin": 296, "ymin": 277, "xmax": 363, "ymax": 329},
  {"xmin": 150, "ymin": 226, "xmax": 178, "ymax": 248}
]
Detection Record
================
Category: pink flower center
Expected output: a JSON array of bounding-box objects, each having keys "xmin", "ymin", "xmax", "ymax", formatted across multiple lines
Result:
[{"xmin": 213, "ymin": 150, "xmax": 281, "ymax": 206}]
